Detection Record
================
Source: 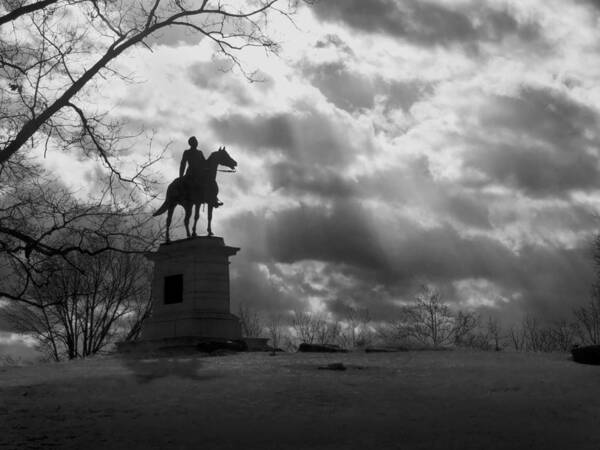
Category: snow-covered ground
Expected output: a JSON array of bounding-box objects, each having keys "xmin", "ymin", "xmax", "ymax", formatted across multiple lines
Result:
[{"xmin": 1, "ymin": 350, "xmax": 599, "ymax": 449}]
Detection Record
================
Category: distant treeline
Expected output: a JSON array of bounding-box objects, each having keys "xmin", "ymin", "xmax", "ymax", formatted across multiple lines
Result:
[{"xmin": 237, "ymin": 284, "xmax": 600, "ymax": 352}]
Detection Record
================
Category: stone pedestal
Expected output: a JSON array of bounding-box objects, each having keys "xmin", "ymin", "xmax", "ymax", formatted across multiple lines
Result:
[{"xmin": 139, "ymin": 236, "xmax": 242, "ymax": 342}]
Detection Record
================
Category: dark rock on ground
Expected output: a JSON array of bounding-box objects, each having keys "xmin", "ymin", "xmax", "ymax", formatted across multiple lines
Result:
[
  {"xmin": 117, "ymin": 337, "xmax": 248, "ymax": 355},
  {"xmin": 572, "ymin": 345, "xmax": 600, "ymax": 365},
  {"xmin": 243, "ymin": 337, "xmax": 270, "ymax": 352},
  {"xmin": 241, "ymin": 337, "xmax": 285, "ymax": 353},
  {"xmin": 209, "ymin": 349, "xmax": 238, "ymax": 357},
  {"xmin": 297, "ymin": 343, "xmax": 348, "ymax": 353},
  {"xmin": 318, "ymin": 362, "xmax": 347, "ymax": 371},
  {"xmin": 365, "ymin": 346, "xmax": 409, "ymax": 353},
  {"xmin": 196, "ymin": 340, "xmax": 248, "ymax": 353}
]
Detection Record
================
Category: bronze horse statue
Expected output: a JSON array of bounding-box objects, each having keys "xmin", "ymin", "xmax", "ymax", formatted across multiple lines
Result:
[{"xmin": 153, "ymin": 147, "xmax": 237, "ymax": 242}]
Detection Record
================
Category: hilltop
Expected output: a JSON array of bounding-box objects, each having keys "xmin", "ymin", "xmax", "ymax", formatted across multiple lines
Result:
[{"xmin": 1, "ymin": 350, "xmax": 599, "ymax": 450}]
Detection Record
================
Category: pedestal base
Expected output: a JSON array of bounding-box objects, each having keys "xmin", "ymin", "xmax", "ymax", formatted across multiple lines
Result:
[
  {"xmin": 142, "ymin": 312, "xmax": 241, "ymax": 341},
  {"xmin": 116, "ymin": 335, "xmax": 247, "ymax": 354},
  {"xmin": 137, "ymin": 236, "xmax": 242, "ymax": 343}
]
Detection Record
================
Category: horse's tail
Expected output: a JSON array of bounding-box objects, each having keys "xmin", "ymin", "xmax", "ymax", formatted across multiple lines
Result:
[
  {"xmin": 153, "ymin": 179, "xmax": 181, "ymax": 216},
  {"xmin": 153, "ymin": 200, "xmax": 169, "ymax": 217}
]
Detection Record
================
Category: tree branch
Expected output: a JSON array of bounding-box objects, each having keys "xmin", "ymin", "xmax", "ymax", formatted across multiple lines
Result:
[{"xmin": 0, "ymin": 0, "xmax": 60, "ymax": 27}]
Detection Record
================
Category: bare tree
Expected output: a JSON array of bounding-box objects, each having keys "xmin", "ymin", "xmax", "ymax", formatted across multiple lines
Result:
[
  {"xmin": 265, "ymin": 313, "xmax": 283, "ymax": 353},
  {"xmin": 509, "ymin": 323, "xmax": 526, "ymax": 351},
  {"xmin": 122, "ymin": 295, "xmax": 153, "ymax": 343},
  {"xmin": 291, "ymin": 310, "xmax": 318, "ymax": 344},
  {"xmin": 548, "ymin": 319, "xmax": 579, "ymax": 351},
  {"xmin": 2, "ymin": 249, "xmax": 152, "ymax": 361},
  {"xmin": 373, "ymin": 319, "xmax": 408, "ymax": 347},
  {"xmin": 504, "ymin": 315, "xmax": 580, "ymax": 353},
  {"xmin": 314, "ymin": 317, "xmax": 341, "ymax": 346},
  {"xmin": 0, "ymin": 158, "xmax": 160, "ymax": 305},
  {"xmin": 453, "ymin": 310, "xmax": 480, "ymax": 346},
  {"xmin": 404, "ymin": 285, "xmax": 455, "ymax": 347},
  {"xmin": 573, "ymin": 231, "xmax": 600, "ymax": 344},
  {"xmin": 337, "ymin": 303, "xmax": 371, "ymax": 348},
  {"xmin": 486, "ymin": 316, "xmax": 502, "ymax": 351},
  {"xmin": 522, "ymin": 315, "xmax": 571, "ymax": 352},
  {"xmin": 288, "ymin": 310, "xmax": 346, "ymax": 346},
  {"xmin": 377, "ymin": 313, "xmax": 413, "ymax": 346},
  {"xmin": 237, "ymin": 302, "xmax": 263, "ymax": 338},
  {"xmin": 520, "ymin": 315, "xmax": 541, "ymax": 351},
  {"xmin": 573, "ymin": 294, "xmax": 600, "ymax": 345},
  {"xmin": 380, "ymin": 285, "xmax": 484, "ymax": 348}
]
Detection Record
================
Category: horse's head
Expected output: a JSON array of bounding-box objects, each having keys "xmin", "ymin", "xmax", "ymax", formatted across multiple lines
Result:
[{"xmin": 216, "ymin": 146, "xmax": 237, "ymax": 170}]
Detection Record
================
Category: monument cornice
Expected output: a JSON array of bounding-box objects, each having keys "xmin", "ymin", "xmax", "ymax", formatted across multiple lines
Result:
[{"xmin": 145, "ymin": 236, "xmax": 240, "ymax": 261}]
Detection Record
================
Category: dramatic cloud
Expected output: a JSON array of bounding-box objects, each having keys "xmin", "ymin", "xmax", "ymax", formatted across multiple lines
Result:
[
  {"xmin": 303, "ymin": 61, "xmax": 375, "ymax": 112},
  {"xmin": 210, "ymin": 107, "xmax": 373, "ymax": 168},
  {"xmin": 459, "ymin": 86, "xmax": 600, "ymax": 196},
  {"xmin": 223, "ymin": 197, "xmax": 595, "ymax": 322},
  {"xmin": 312, "ymin": 0, "xmax": 540, "ymax": 48}
]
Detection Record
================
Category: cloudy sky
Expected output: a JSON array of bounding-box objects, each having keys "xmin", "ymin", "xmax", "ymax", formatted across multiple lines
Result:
[{"xmin": 45, "ymin": 0, "xmax": 600, "ymax": 325}]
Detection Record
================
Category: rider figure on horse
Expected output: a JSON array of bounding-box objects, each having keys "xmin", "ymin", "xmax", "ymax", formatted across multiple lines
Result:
[{"xmin": 179, "ymin": 136, "xmax": 222, "ymax": 208}]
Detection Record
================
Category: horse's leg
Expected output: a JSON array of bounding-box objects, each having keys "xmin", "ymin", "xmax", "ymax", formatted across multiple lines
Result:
[
  {"xmin": 207, "ymin": 204, "xmax": 213, "ymax": 236},
  {"xmin": 191, "ymin": 203, "xmax": 200, "ymax": 237},
  {"xmin": 166, "ymin": 205, "xmax": 175, "ymax": 243},
  {"xmin": 183, "ymin": 203, "xmax": 192, "ymax": 238}
]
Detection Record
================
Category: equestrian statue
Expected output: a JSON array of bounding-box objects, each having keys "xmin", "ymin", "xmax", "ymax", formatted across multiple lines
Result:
[{"xmin": 153, "ymin": 136, "xmax": 237, "ymax": 242}]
